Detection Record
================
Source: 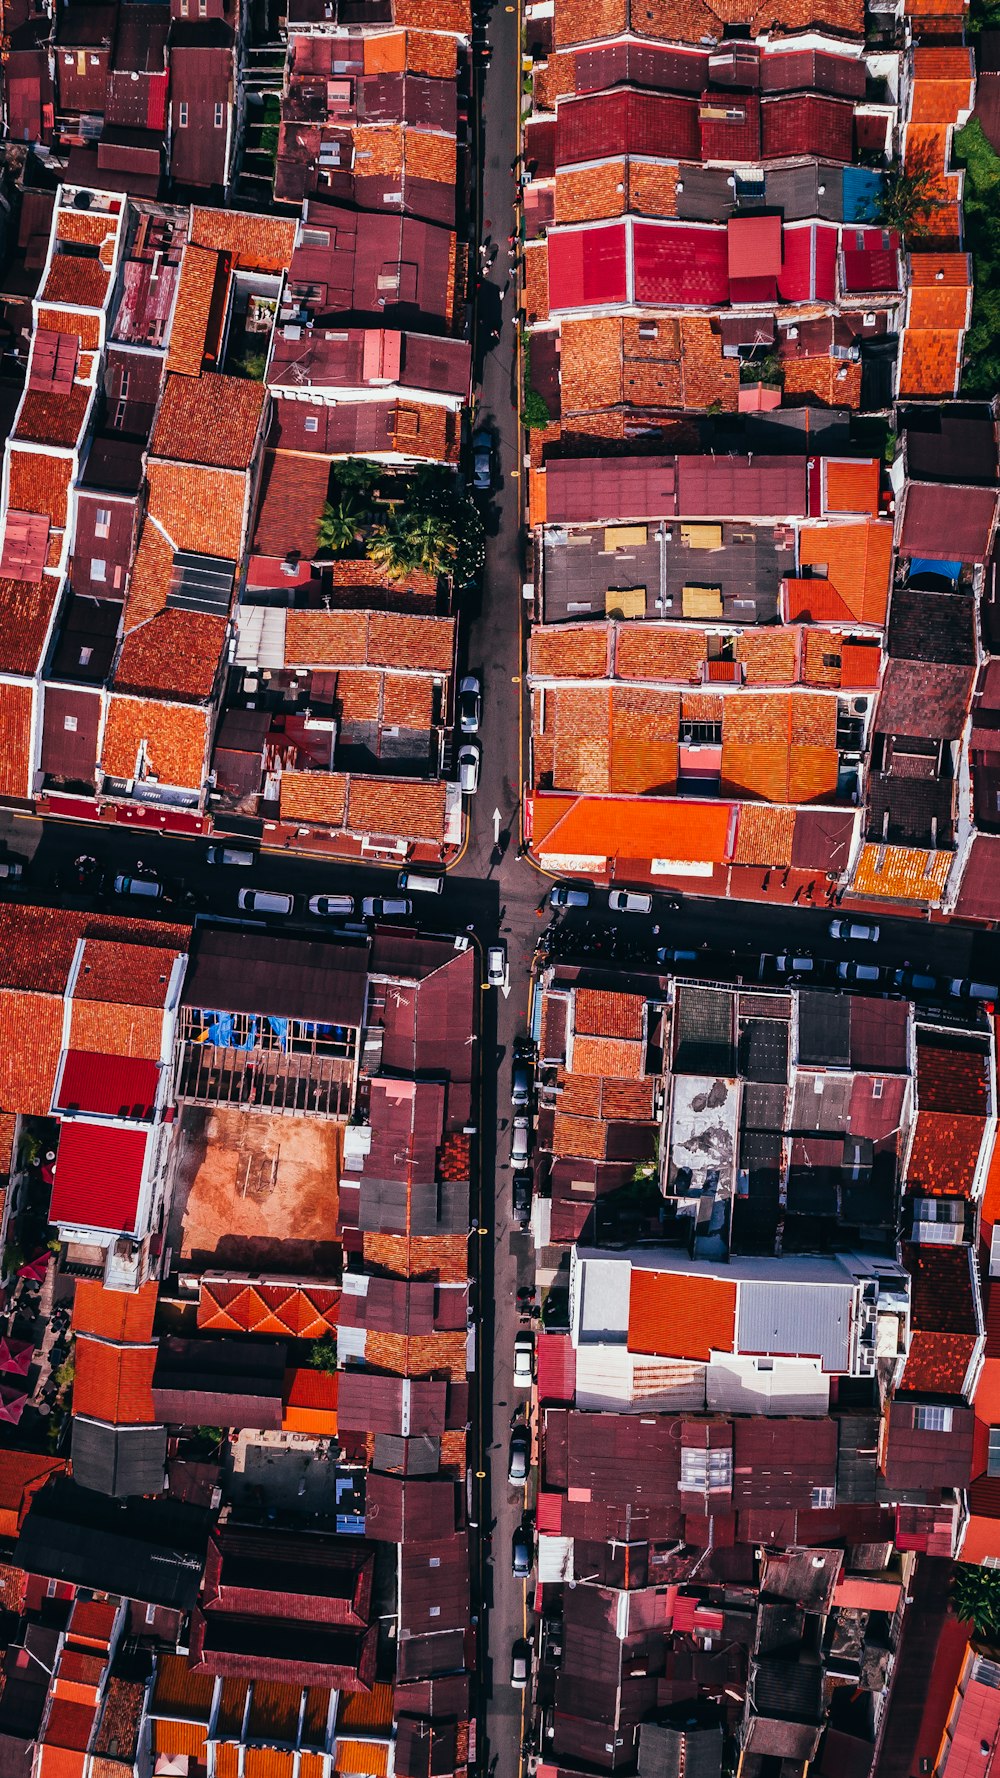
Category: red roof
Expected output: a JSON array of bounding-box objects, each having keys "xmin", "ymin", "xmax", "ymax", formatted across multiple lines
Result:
[
  {"xmin": 627, "ymin": 1268, "xmax": 736, "ymax": 1361},
  {"xmin": 699, "ymin": 91, "xmax": 760, "ymax": 162},
  {"xmin": 941, "ymin": 1657, "xmax": 1000, "ymax": 1778},
  {"xmin": 536, "ymin": 1332, "xmax": 576, "ymax": 1407},
  {"xmin": 633, "ymin": 222, "xmax": 729, "ymax": 306},
  {"xmin": 728, "ymin": 214, "xmax": 782, "ymax": 281},
  {"xmin": 54, "ymin": 1051, "xmax": 160, "ymax": 1120},
  {"xmin": 842, "ymin": 226, "xmax": 900, "ymax": 293},
  {"xmin": 778, "ymin": 222, "xmax": 838, "ymax": 302},
  {"xmin": 547, "ymin": 224, "xmax": 628, "ymax": 311},
  {"xmin": 50, "ymin": 1121, "xmax": 148, "ymax": 1233},
  {"xmin": 761, "ymin": 93, "xmax": 854, "ymax": 160},
  {"xmin": 556, "ymin": 89, "xmax": 699, "ymax": 164}
]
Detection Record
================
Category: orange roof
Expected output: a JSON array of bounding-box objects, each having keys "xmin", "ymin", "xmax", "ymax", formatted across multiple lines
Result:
[
  {"xmin": 530, "ymin": 794, "xmax": 733, "ymax": 865},
  {"xmin": 909, "ymin": 47, "xmax": 974, "ymax": 122},
  {"xmin": 151, "ymin": 1722, "xmax": 207, "ymax": 1759},
  {"xmin": 72, "ymin": 1280, "xmax": 158, "ymax": 1342},
  {"xmin": 0, "ymin": 1450, "xmax": 65, "ymax": 1540},
  {"xmin": 72, "ymin": 1337, "xmax": 157, "ymax": 1425},
  {"xmin": 898, "ymin": 328, "xmax": 963, "ymax": 399},
  {"xmin": 67, "ymin": 1598, "xmax": 118, "ymax": 1650},
  {"xmin": 825, "ymin": 458, "xmax": 879, "ymax": 518},
  {"xmin": 282, "ymin": 1367, "xmax": 338, "ymax": 1435},
  {"xmin": 840, "ymin": 641, "xmax": 882, "ymax": 688},
  {"xmin": 571, "ymin": 1034, "xmax": 645, "ymax": 1078},
  {"xmin": 732, "ymin": 803, "xmax": 795, "ymax": 867},
  {"xmin": 627, "ymin": 1268, "xmax": 736, "ymax": 1361},
  {"xmin": 852, "ymin": 843, "xmax": 952, "ymax": 902},
  {"xmin": 335, "ymin": 1743, "xmax": 389, "ymax": 1778},
  {"xmin": 796, "ymin": 521, "xmax": 893, "ymax": 625},
  {"xmin": 336, "ymin": 1685, "xmax": 395, "ymax": 1733},
  {"xmin": 167, "ymin": 244, "xmax": 222, "ymax": 378},
  {"xmin": 198, "ymin": 1280, "xmax": 339, "ymax": 1337},
  {"xmin": 150, "ymin": 1652, "xmax": 216, "ymax": 1722}
]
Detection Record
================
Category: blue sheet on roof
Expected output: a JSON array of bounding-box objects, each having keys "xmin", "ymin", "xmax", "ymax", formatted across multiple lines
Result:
[
  {"xmin": 909, "ymin": 557, "xmax": 961, "ymax": 581},
  {"xmin": 842, "ymin": 167, "xmax": 882, "ymax": 223}
]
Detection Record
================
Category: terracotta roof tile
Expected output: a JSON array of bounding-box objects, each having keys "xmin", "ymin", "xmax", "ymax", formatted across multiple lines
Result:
[
  {"xmin": 782, "ymin": 357, "xmax": 862, "ymax": 408},
  {"xmin": 115, "ymin": 611, "xmax": 227, "ymax": 701},
  {"xmin": 531, "ymin": 790, "xmax": 732, "ymax": 864},
  {"xmin": 100, "ymin": 693, "xmax": 209, "ymax": 791},
  {"xmin": 523, "ymin": 242, "xmax": 550, "ymax": 325},
  {"xmin": 73, "ymin": 1337, "xmax": 157, "ymax": 1424},
  {"xmin": 631, "ymin": 162, "xmax": 681, "ymax": 219},
  {"xmin": 0, "ymin": 908, "xmax": 189, "ymax": 995},
  {"xmin": 600, "ymin": 1076, "xmax": 655, "ymax": 1119},
  {"xmin": 279, "ymin": 771, "xmax": 348, "ymax": 826},
  {"xmin": 796, "ymin": 521, "xmax": 893, "ymax": 625},
  {"xmin": 15, "ymin": 385, "xmax": 90, "ymax": 449},
  {"xmin": 404, "ymin": 32, "xmax": 458, "ymax": 78},
  {"xmin": 150, "ymin": 374, "xmax": 265, "ymax": 471},
  {"xmin": 0, "ymin": 682, "xmax": 33, "ymax": 799},
  {"xmin": 529, "ymin": 623, "xmax": 610, "ymax": 678},
  {"xmin": 335, "ymin": 670, "xmax": 382, "ymax": 721},
  {"xmin": 347, "ymin": 776, "xmax": 447, "ymax": 843},
  {"xmin": 555, "ymin": 162, "xmax": 628, "ymax": 225},
  {"xmin": 67, "ymin": 999, "xmax": 165, "ymax": 1059},
  {"xmin": 610, "ymin": 686, "xmax": 679, "ymax": 792},
  {"xmin": 8, "ymin": 448, "xmax": 71, "ymax": 529},
  {"xmin": 825, "ymin": 459, "xmax": 880, "ymax": 517},
  {"xmin": 852, "ymin": 842, "xmax": 952, "ymax": 902},
  {"xmin": 574, "ymin": 987, "xmax": 645, "ymax": 1038},
  {"xmin": 394, "ymin": 0, "xmax": 469, "ymax": 27},
  {"xmin": 551, "ymin": 686, "xmax": 612, "ymax": 791},
  {"xmin": 908, "ymin": 1112, "xmax": 984, "ymax": 1197},
  {"xmin": 903, "ymin": 124, "xmax": 961, "ymax": 240},
  {"xmin": 41, "ymin": 258, "xmax": 109, "ymax": 309},
  {"xmin": 146, "ymin": 460, "xmax": 248, "ymax": 562},
  {"xmin": 118, "ymin": 521, "xmax": 174, "ymax": 632},
  {"xmin": 551, "ymin": 1109, "xmax": 611, "ymax": 1159},
  {"xmin": 189, "ymin": 208, "xmax": 297, "ymax": 275},
  {"xmin": 167, "ymin": 245, "xmax": 221, "ymax": 378},
  {"xmin": 898, "ymin": 328, "xmax": 963, "ymax": 398},
  {"xmin": 367, "ymin": 613, "xmax": 455, "ymax": 673},
  {"xmin": 840, "ymin": 641, "xmax": 882, "ymax": 687},
  {"xmin": 733, "ymin": 802, "xmax": 796, "ymax": 865},
  {"xmin": 615, "ymin": 625, "xmax": 703, "ymax": 682},
  {"xmin": 910, "ymin": 47, "xmax": 975, "ymax": 122},
  {"xmin": 903, "ymin": 1328, "xmax": 977, "ymax": 1392},
  {"xmin": 737, "ymin": 629, "xmax": 798, "ymax": 683},
  {"xmin": 56, "ymin": 211, "xmax": 115, "ymax": 248},
  {"xmin": 381, "ymin": 674, "xmax": 435, "ymax": 728},
  {"xmin": 285, "ymin": 610, "xmax": 369, "ymax": 666},
  {"xmin": 801, "ymin": 628, "xmax": 843, "ymax": 687},
  {"xmin": 628, "ymin": 1267, "xmax": 736, "ymax": 1361},
  {"xmin": 557, "ymin": 1072, "xmax": 603, "ymax": 1116},
  {"xmin": 0, "ymin": 986, "xmax": 63, "ymax": 1114},
  {"xmin": 0, "ymin": 576, "xmax": 59, "ymax": 675},
  {"xmin": 73, "ymin": 1280, "xmax": 159, "ymax": 1340},
  {"xmin": 37, "ymin": 308, "xmax": 101, "ymax": 352},
  {"xmin": 252, "ymin": 451, "xmax": 330, "ymax": 559},
  {"xmin": 571, "ymin": 1034, "xmax": 645, "ymax": 1077}
]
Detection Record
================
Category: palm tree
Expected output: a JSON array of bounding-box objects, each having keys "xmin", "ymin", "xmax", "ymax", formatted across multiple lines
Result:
[
  {"xmin": 332, "ymin": 458, "xmax": 383, "ymax": 497},
  {"xmin": 400, "ymin": 510, "xmax": 458, "ymax": 576},
  {"xmin": 953, "ymin": 1564, "xmax": 1000, "ymax": 1637},
  {"xmin": 315, "ymin": 494, "xmax": 365, "ymax": 556},
  {"xmin": 368, "ymin": 514, "xmax": 419, "ymax": 579}
]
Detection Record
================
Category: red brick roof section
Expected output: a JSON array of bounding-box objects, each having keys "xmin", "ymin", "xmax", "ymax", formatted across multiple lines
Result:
[
  {"xmin": 150, "ymin": 373, "xmax": 266, "ymax": 471},
  {"xmin": 0, "ymin": 906, "xmax": 189, "ymax": 995},
  {"xmin": 252, "ymin": 451, "xmax": 331, "ymax": 558},
  {"xmin": 907, "ymin": 1034, "xmax": 989, "ymax": 1198},
  {"xmin": 901, "ymin": 1241, "xmax": 979, "ymax": 1393}
]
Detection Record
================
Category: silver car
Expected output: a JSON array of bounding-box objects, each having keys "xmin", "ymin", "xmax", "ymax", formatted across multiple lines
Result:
[{"xmin": 458, "ymin": 743, "xmax": 480, "ymax": 795}]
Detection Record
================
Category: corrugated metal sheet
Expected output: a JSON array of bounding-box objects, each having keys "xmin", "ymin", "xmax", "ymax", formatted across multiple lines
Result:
[
  {"xmin": 737, "ymin": 1280, "xmax": 852, "ymax": 1371},
  {"xmin": 537, "ymin": 1534, "xmax": 573, "ymax": 1583},
  {"xmin": 50, "ymin": 1121, "xmax": 148, "ymax": 1235},
  {"xmin": 537, "ymin": 1333, "xmax": 576, "ymax": 1407},
  {"xmin": 55, "ymin": 1051, "xmax": 160, "ymax": 1120}
]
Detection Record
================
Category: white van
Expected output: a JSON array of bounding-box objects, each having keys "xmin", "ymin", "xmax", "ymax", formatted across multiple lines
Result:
[
  {"xmin": 238, "ymin": 888, "xmax": 294, "ymax": 916},
  {"xmin": 206, "ymin": 846, "xmax": 254, "ymax": 867},
  {"xmin": 113, "ymin": 875, "xmax": 164, "ymax": 900},
  {"xmin": 398, "ymin": 871, "xmax": 444, "ymax": 895}
]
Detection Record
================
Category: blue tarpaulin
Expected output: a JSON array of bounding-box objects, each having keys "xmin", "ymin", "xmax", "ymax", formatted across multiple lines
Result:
[
  {"xmin": 909, "ymin": 557, "xmax": 961, "ymax": 581},
  {"xmin": 207, "ymin": 1012, "xmax": 234, "ymax": 1046},
  {"xmin": 235, "ymin": 1019, "xmax": 258, "ymax": 1050},
  {"xmin": 842, "ymin": 166, "xmax": 882, "ymax": 223},
  {"xmin": 267, "ymin": 1016, "xmax": 288, "ymax": 1048}
]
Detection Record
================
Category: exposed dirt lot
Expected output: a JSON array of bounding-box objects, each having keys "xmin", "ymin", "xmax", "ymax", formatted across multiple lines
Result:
[{"xmin": 167, "ymin": 1107, "xmax": 341, "ymax": 1273}]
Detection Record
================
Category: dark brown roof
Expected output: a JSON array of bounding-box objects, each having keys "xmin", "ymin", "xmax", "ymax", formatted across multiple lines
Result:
[{"xmin": 883, "ymin": 1400, "xmax": 975, "ymax": 1490}]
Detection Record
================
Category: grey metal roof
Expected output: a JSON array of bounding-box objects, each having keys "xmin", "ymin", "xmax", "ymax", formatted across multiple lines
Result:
[
  {"xmin": 737, "ymin": 1278, "xmax": 852, "ymax": 1371},
  {"xmin": 797, "ymin": 991, "xmax": 851, "ymax": 1067},
  {"xmin": 71, "ymin": 1418, "xmax": 166, "ymax": 1499},
  {"xmin": 183, "ymin": 928, "xmax": 369, "ymax": 1024},
  {"xmin": 639, "ymin": 1722, "xmax": 722, "ymax": 1778},
  {"xmin": 764, "ymin": 162, "xmax": 844, "ymax": 222}
]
